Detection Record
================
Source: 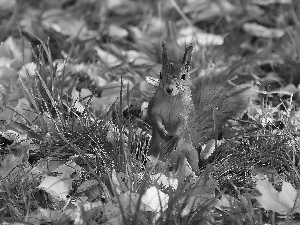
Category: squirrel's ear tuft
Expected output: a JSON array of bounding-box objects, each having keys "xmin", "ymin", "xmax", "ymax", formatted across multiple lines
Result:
[
  {"xmin": 182, "ymin": 44, "xmax": 194, "ymax": 69},
  {"xmin": 162, "ymin": 41, "xmax": 168, "ymax": 66}
]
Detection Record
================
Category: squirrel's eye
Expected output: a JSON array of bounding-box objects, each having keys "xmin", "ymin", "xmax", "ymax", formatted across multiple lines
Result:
[{"xmin": 181, "ymin": 74, "xmax": 186, "ymax": 80}]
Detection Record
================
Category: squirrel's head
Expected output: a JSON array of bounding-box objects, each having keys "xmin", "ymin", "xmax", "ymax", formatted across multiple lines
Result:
[{"xmin": 159, "ymin": 43, "xmax": 194, "ymax": 96}]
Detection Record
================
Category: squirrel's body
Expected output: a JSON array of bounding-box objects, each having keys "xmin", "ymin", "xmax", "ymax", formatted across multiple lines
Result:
[
  {"xmin": 147, "ymin": 68, "xmax": 194, "ymax": 162},
  {"xmin": 147, "ymin": 43, "xmax": 251, "ymax": 171},
  {"xmin": 149, "ymin": 86, "xmax": 191, "ymax": 135}
]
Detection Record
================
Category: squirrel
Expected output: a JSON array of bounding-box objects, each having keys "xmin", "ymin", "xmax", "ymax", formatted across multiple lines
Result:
[{"xmin": 147, "ymin": 43, "xmax": 252, "ymax": 171}]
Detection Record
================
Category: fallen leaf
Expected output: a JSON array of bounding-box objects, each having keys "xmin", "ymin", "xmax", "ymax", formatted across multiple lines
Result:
[
  {"xmin": 94, "ymin": 47, "xmax": 121, "ymax": 67},
  {"xmin": 108, "ymin": 24, "xmax": 128, "ymax": 38},
  {"xmin": 243, "ymin": 23, "xmax": 285, "ymax": 38},
  {"xmin": 39, "ymin": 175, "xmax": 73, "ymax": 201},
  {"xmin": 254, "ymin": 174, "xmax": 300, "ymax": 214}
]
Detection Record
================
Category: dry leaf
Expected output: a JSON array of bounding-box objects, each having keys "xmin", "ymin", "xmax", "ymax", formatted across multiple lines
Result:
[
  {"xmin": 254, "ymin": 174, "xmax": 300, "ymax": 214},
  {"xmin": 243, "ymin": 23, "xmax": 285, "ymax": 38}
]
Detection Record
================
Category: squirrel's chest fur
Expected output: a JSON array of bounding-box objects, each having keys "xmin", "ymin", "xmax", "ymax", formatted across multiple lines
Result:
[{"xmin": 149, "ymin": 88, "xmax": 192, "ymax": 134}]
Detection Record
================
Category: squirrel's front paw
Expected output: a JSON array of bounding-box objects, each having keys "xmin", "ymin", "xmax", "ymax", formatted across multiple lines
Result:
[
  {"xmin": 158, "ymin": 129, "xmax": 173, "ymax": 141},
  {"xmin": 164, "ymin": 134, "xmax": 173, "ymax": 141}
]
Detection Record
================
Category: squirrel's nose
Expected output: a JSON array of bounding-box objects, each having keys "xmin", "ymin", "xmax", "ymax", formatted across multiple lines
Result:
[{"xmin": 165, "ymin": 87, "xmax": 173, "ymax": 95}]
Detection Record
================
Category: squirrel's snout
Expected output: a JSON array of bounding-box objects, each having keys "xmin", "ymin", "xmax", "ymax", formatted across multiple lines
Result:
[
  {"xmin": 164, "ymin": 83, "xmax": 179, "ymax": 96},
  {"xmin": 165, "ymin": 86, "xmax": 173, "ymax": 95}
]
